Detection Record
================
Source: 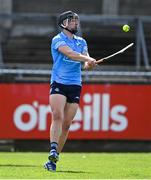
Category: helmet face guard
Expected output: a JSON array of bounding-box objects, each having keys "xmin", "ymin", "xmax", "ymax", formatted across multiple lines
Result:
[{"xmin": 58, "ymin": 11, "xmax": 79, "ymax": 34}]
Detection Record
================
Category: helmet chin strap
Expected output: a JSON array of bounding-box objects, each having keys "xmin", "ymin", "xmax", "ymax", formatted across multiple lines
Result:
[
  {"xmin": 60, "ymin": 18, "xmax": 78, "ymax": 34},
  {"xmin": 64, "ymin": 28, "xmax": 78, "ymax": 34}
]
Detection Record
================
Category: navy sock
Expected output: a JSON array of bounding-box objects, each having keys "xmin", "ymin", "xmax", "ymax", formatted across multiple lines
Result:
[{"xmin": 50, "ymin": 142, "xmax": 58, "ymax": 151}]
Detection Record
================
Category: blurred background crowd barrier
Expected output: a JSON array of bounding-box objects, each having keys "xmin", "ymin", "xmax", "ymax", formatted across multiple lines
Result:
[{"xmin": 0, "ymin": 0, "xmax": 151, "ymax": 152}]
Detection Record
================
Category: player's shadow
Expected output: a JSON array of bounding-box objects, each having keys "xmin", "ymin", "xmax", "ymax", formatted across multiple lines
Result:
[
  {"xmin": 0, "ymin": 164, "xmax": 91, "ymax": 174},
  {"xmin": 57, "ymin": 170, "xmax": 89, "ymax": 173}
]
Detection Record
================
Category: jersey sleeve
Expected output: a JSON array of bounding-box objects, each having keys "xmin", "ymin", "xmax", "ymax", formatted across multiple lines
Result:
[
  {"xmin": 52, "ymin": 36, "xmax": 67, "ymax": 50},
  {"xmin": 82, "ymin": 39, "xmax": 88, "ymax": 54}
]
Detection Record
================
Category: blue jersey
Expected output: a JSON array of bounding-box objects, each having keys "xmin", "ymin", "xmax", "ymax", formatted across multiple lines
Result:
[{"xmin": 50, "ymin": 32, "xmax": 88, "ymax": 86}]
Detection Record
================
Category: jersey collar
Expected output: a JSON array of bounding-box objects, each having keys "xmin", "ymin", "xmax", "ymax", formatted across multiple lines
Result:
[{"xmin": 60, "ymin": 31, "xmax": 78, "ymax": 40}]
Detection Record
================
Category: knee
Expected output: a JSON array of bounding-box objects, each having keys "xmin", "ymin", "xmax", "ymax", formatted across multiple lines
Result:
[{"xmin": 52, "ymin": 110, "xmax": 63, "ymax": 121}]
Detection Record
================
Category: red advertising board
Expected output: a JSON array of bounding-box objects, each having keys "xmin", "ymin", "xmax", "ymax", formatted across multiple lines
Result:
[{"xmin": 0, "ymin": 83, "xmax": 151, "ymax": 140}]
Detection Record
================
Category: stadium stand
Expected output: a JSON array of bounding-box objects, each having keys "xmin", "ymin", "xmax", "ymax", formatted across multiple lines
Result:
[
  {"xmin": 0, "ymin": 0, "xmax": 151, "ymax": 68},
  {"xmin": 0, "ymin": 0, "xmax": 150, "ymax": 71}
]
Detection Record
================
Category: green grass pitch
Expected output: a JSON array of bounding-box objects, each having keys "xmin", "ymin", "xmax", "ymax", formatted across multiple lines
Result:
[{"xmin": 0, "ymin": 152, "xmax": 151, "ymax": 179}]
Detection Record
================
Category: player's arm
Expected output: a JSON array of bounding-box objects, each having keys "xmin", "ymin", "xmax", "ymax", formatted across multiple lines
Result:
[{"xmin": 58, "ymin": 45, "xmax": 96, "ymax": 66}]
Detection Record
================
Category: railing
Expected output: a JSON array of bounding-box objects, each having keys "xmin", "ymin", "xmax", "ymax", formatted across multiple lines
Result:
[{"xmin": 1, "ymin": 68, "xmax": 151, "ymax": 77}]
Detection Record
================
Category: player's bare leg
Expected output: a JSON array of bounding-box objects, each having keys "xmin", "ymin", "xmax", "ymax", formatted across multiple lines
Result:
[
  {"xmin": 44, "ymin": 94, "xmax": 66, "ymax": 171},
  {"xmin": 50, "ymin": 94, "xmax": 66, "ymax": 143},
  {"xmin": 57, "ymin": 103, "xmax": 79, "ymax": 153}
]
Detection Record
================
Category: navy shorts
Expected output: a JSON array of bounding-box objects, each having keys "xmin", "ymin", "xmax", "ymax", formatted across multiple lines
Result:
[{"xmin": 50, "ymin": 81, "xmax": 82, "ymax": 104}]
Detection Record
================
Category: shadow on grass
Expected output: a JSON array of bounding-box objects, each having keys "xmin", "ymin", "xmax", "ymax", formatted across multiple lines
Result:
[
  {"xmin": 0, "ymin": 164, "xmax": 92, "ymax": 174},
  {"xmin": 57, "ymin": 170, "xmax": 91, "ymax": 174}
]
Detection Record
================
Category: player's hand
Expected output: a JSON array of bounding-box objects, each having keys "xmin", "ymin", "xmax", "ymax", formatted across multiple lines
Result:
[
  {"xmin": 84, "ymin": 62, "xmax": 91, "ymax": 70},
  {"xmin": 84, "ymin": 61, "xmax": 96, "ymax": 70},
  {"xmin": 87, "ymin": 58, "xmax": 97, "ymax": 68}
]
